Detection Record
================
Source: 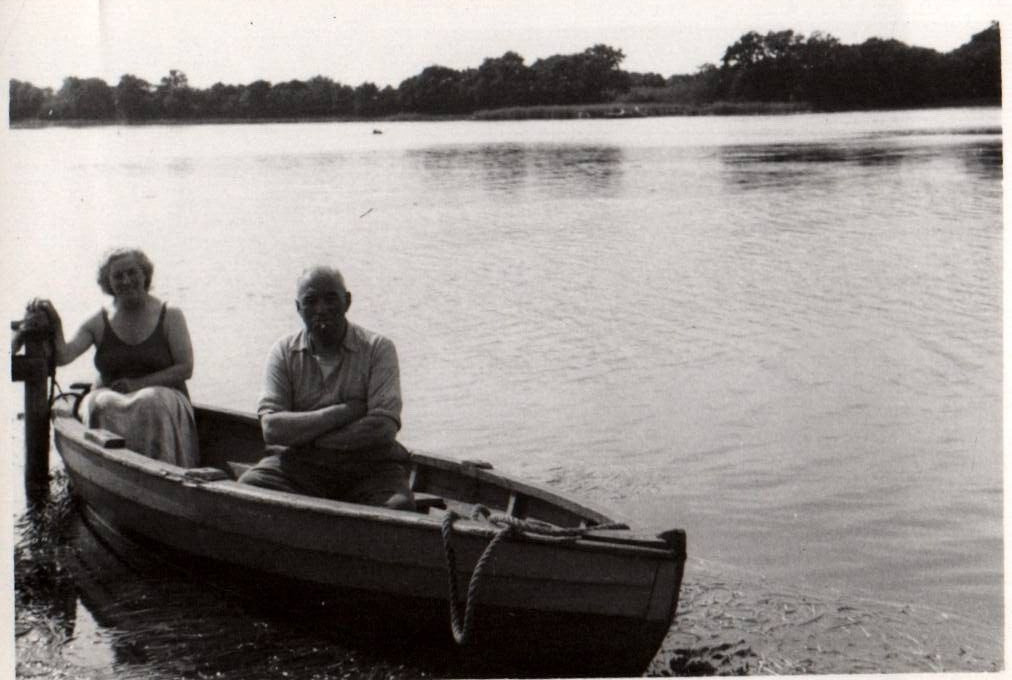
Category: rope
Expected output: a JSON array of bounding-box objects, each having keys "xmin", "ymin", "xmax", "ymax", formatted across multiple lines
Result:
[
  {"xmin": 472, "ymin": 504, "xmax": 629, "ymax": 540},
  {"xmin": 438, "ymin": 505, "xmax": 630, "ymax": 645},
  {"xmin": 440, "ymin": 510, "xmax": 514, "ymax": 645},
  {"xmin": 48, "ymin": 376, "xmax": 67, "ymax": 408}
]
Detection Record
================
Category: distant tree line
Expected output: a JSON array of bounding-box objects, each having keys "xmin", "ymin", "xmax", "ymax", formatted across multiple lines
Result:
[
  {"xmin": 9, "ymin": 44, "xmax": 632, "ymax": 122},
  {"xmin": 673, "ymin": 20, "xmax": 1001, "ymax": 110},
  {"xmin": 8, "ymin": 23, "xmax": 1000, "ymax": 124}
]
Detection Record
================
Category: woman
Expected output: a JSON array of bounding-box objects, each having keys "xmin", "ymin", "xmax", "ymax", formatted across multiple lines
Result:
[{"xmin": 28, "ymin": 248, "xmax": 199, "ymax": 467}]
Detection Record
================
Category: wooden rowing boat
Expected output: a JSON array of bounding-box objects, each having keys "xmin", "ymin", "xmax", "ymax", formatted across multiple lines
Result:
[{"xmin": 51, "ymin": 401, "xmax": 686, "ymax": 676}]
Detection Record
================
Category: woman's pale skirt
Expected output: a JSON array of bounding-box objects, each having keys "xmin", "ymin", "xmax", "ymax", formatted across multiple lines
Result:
[{"xmin": 82, "ymin": 386, "xmax": 199, "ymax": 467}]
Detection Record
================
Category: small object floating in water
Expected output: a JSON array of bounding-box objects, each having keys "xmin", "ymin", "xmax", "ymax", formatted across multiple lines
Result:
[
  {"xmin": 41, "ymin": 394, "xmax": 686, "ymax": 676},
  {"xmin": 372, "ymin": 129, "xmax": 383, "ymax": 134}
]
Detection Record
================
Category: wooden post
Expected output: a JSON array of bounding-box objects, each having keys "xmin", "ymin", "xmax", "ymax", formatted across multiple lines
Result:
[{"xmin": 11, "ymin": 313, "xmax": 54, "ymax": 501}]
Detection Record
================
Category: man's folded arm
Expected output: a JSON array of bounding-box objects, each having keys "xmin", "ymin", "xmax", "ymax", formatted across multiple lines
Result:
[
  {"xmin": 312, "ymin": 415, "xmax": 398, "ymax": 453},
  {"xmin": 260, "ymin": 400, "xmax": 366, "ymax": 447}
]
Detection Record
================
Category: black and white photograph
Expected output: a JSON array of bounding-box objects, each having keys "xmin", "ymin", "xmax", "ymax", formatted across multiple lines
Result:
[{"xmin": 1, "ymin": 1, "xmax": 1005, "ymax": 677}]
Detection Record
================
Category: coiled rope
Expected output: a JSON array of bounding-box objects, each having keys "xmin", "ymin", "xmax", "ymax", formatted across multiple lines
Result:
[{"xmin": 439, "ymin": 504, "xmax": 628, "ymax": 645}]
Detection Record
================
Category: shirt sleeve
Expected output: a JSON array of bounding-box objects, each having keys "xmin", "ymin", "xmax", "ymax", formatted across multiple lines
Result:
[
  {"xmin": 367, "ymin": 336, "xmax": 402, "ymax": 429},
  {"xmin": 257, "ymin": 338, "xmax": 291, "ymax": 416}
]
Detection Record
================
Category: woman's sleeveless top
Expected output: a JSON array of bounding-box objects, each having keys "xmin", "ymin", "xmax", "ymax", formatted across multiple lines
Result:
[{"xmin": 94, "ymin": 303, "xmax": 188, "ymax": 397}]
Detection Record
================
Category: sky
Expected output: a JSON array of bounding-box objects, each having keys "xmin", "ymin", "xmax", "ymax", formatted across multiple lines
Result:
[{"xmin": 0, "ymin": 0, "xmax": 1006, "ymax": 91}]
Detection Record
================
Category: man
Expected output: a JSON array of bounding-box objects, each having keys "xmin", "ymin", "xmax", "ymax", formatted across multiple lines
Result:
[{"xmin": 238, "ymin": 266, "xmax": 415, "ymax": 511}]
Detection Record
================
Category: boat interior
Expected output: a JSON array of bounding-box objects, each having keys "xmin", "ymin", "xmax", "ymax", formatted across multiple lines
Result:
[
  {"xmin": 54, "ymin": 385, "xmax": 614, "ymax": 529},
  {"xmin": 190, "ymin": 405, "xmax": 614, "ymax": 528}
]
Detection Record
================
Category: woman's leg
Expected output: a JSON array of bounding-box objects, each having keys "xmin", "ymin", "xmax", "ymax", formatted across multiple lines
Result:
[{"xmin": 83, "ymin": 387, "xmax": 199, "ymax": 467}]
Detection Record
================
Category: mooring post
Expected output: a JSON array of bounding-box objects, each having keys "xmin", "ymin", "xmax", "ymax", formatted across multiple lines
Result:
[{"xmin": 11, "ymin": 312, "xmax": 54, "ymax": 500}]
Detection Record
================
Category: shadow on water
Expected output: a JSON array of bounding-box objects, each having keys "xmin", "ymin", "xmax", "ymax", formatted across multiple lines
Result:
[
  {"xmin": 861, "ymin": 126, "xmax": 1002, "ymax": 139},
  {"xmin": 718, "ymin": 143, "xmax": 909, "ymax": 192},
  {"xmin": 14, "ymin": 475, "xmax": 436, "ymax": 678},
  {"xmin": 409, "ymin": 144, "xmax": 624, "ymax": 197},
  {"xmin": 958, "ymin": 141, "xmax": 1003, "ymax": 180},
  {"xmin": 719, "ymin": 139, "xmax": 1002, "ymax": 191}
]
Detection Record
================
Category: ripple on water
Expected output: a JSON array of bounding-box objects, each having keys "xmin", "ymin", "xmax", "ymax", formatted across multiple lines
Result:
[{"xmin": 649, "ymin": 561, "xmax": 1002, "ymax": 676}]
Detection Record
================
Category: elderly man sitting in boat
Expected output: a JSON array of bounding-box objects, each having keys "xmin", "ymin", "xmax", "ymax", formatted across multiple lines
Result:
[{"xmin": 238, "ymin": 266, "xmax": 416, "ymax": 511}]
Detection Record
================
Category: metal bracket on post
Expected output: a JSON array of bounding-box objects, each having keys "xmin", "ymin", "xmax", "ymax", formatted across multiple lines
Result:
[{"xmin": 11, "ymin": 314, "xmax": 55, "ymax": 501}]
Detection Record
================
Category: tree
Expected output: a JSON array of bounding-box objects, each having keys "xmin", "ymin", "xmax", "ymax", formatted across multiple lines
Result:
[
  {"xmin": 332, "ymin": 82, "xmax": 355, "ymax": 116},
  {"xmin": 721, "ymin": 31, "xmax": 766, "ymax": 69},
  {"xmin": 375, "ymin": 86, "xmax": 401, "ymax": 116},
  {"xmin": 204, "ymin": 82, "xmax": 242, "ymax": 117},
  {"xmin": 53, "ymin": 77, "xmax": 115, "ymax": 119},
  {"xmin": 9, "ymin": 80, "xmax": 49, "ymax": 120},
  {"xmin": 472, "ymin": 51, "xmax": 533, "ymax": 109},
  {"xmin": 398, "ymin": 65, "xmax": 468, "ymax": 114},
  {"xmin": 353, "ymin": 82, "xmax": 380, "ymax": 117},
  {"xmin": 156, "ymin": 69, "xmax": 193, "ymax": 118},
  {"xmin": 530, "ymin": 54, "xmax": 585, "ymax": 104},
  {"xmin": 238, "ymin": 80, "xmax": 271, "ymax": 118},
  {"xmin": 628, "ymin": 72, "xmax": 666, "ymax": 88},
  {"xmin": 115, "ymin": 74, "xmax": 154, "ymax": 120},
  {"xmin": 267, "ymin": 80, "xmax": 310, "ymax": 117},
  {"xmin": 304, "ymin": 76, "xmax": 336, "ymax": 116},
  {"xmin": 719, "ymin": 30, "xmax": 807, "ymax": 100},
  {"xmin": 530, "ymin": 44, "xmax": 628, "ymax": 105},
  {"xmin": 947, "ymin": 21, "xmax": 1000, "ymax": 101}
]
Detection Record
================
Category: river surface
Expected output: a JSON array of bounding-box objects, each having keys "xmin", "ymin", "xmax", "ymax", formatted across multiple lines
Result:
[{"xmin": 1, "ymin": 108, "xmax": 1003, "ymax": 676}]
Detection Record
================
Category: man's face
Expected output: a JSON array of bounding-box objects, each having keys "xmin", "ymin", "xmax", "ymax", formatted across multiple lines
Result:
[{"xmin": 296, "ymin": 273, "xmax": 348, "ymax": 344}]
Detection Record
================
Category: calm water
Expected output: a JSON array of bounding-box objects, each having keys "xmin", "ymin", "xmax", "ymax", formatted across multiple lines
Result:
[{"xmin": 2, "ymin": 108, "xmax": 1002, "ymax": 676}]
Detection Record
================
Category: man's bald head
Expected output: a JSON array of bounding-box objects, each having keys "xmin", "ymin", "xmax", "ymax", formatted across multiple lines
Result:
[{"xmin": 297, "ymin": 266, "xmax": 347, "ymax": 298}]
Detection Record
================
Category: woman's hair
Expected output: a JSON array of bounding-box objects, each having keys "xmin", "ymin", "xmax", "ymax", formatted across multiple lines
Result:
[{"xmin": 97, "ymin": 248, "xmax": 155, "ymax": 295}]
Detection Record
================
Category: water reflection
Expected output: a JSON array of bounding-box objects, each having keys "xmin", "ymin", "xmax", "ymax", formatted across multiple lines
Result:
[
  {"xmin": 958, "ymin": 141, "xmax": 1003, "ymax": 180},
  {"xmin": 723, "ymin": 143, "xmax": 909, "ymax": 166},
  {"xmin": 17, "ymin": 505, "xmax": 449, "ymax": 678},
  {"xmin": 862, "ymin": 126, "xmax": 1002, "ymax": 139},
  {"xmin": 14, "ymin": 495, "xmax": 78, "ymax": 640},
  {"xmin": 410, "ymin": 144, "xmax": 623, "ymax": 197},
  {"xmin": 722, "ymin": 139, "xmax": 1003, "ymax": 192},
  {"xmin": 719, "ymin": 144, "xmax": 842, "ymax": 191},
  {"xmin": 721, "ymin": 139, "xmax": 1002, "ymax": 191}
]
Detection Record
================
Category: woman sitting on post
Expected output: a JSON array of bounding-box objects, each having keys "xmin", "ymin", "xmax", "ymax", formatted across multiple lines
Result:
[{"xmin": 28, "ymin": 248, "xmax": 199, "ymax": 467}]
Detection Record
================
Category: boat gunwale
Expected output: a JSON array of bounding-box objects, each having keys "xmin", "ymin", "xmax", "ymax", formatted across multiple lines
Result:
[{"xmin": 53, "ymin": 410, "xmax": 680, "ymax": 558}]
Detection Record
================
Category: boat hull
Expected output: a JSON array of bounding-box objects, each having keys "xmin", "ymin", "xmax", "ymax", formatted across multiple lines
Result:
[{"xmin": 53, "ymin": 410, "xmax": 685, "ymax": 676}]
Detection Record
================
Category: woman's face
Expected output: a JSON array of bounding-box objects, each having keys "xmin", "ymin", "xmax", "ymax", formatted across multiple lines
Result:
[{"xmin": 108, "ymin": 255, "xmax": 147, "ymax": 302}]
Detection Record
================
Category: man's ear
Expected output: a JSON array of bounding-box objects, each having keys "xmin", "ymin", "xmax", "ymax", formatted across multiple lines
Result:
[
  {"xmin": 345, "ymin": 291, "xmax": 353, "ymax": 311},
  {"xmin": 295, "ymin": 299, "xmax": 302, "ymax": 314}
]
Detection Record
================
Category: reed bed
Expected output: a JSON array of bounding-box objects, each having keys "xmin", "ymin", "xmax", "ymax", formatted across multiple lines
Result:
[{"xmin": 472, "ymin": 101, "xmax": 812, "ymax": 120}]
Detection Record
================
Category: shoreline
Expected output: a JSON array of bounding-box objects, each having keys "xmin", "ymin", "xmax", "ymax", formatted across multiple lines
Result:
[{"xmin": 8, "ymin": 99, "xmax": 999, "ymax": 129}]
